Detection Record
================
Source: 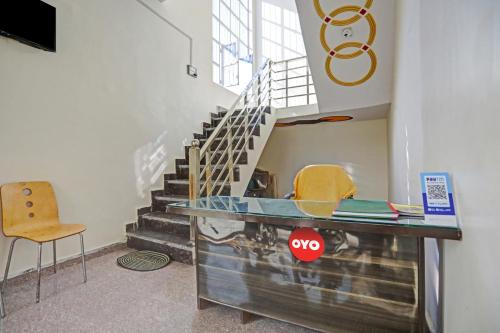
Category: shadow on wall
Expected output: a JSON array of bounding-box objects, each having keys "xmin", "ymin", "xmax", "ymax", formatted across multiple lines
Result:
[{"xmin": 134, "ymin": 131, "xmax": 169, "ymax": 198}]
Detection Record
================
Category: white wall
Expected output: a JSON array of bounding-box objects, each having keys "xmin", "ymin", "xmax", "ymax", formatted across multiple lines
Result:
[
  {"xmin": 0, "ymin": 0, "xmax": 237, "ymax": 276},
  {"xmin": 295, "ymin": 0, "xmax": 396, "ymax": 113},
  {"xmin": 389, "ymin": 0, "xmax": 500, "ymax": 332},
  {"xmin": 257, "ymin": 119, "xmax": 388, "ymax": 199}
]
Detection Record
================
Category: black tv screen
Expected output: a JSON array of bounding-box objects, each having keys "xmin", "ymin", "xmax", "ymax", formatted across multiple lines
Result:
[{"xmin": 0, "ymin": 0, "xmax": 56, "ymax": 52}]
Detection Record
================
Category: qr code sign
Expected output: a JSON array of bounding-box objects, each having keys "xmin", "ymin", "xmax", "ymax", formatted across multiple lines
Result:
[{"xmin": 427, "ymin": 184, "xmax": 447, "ymax": 200}]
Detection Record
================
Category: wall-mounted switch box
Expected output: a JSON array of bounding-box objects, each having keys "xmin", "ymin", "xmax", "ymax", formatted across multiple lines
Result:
[{"xmin": 187, "ymin": 65, "xmax": 198, "ymax": 78}]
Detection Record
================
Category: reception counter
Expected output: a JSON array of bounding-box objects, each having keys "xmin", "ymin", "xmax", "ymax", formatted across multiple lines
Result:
[{"xmin": 168, "ymin": 196, "xmax": 461, "ymax": 333}]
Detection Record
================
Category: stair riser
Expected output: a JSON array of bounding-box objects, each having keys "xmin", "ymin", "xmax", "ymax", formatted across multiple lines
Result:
[
  {"xmin": 204, "ymin": 124, "xmax": 260, "ymax": 138},
  {"xmin": 218, "ymin": 106, "xmax": 270, "ymax": 118},
  {"xmin": 190, "ymin": 151, "xmax": 249, "ymax": 166},
  {"xmin": 186, "ymin": 138, "xmax": 253, "ymax": 158},
  {"xmin": 126, "ymin": 236, "xmax": 193, "ymax": 265},
  {"xmin": 139, "ymin": 218, "xmax": 190, "ymax": 238},
  {"xmin": 211, "ymin": 114, "xmax": 266, "ymax": 127},
  {"xmin": 125, "ymin": 222, "xmax": 136, "ymax": 233},
  {"xmin": 174, "ymin": 152, "xmax": 249, "ymax": 175},
  {"xmin": 184, "ymin": 144, "xmax": 247, "ymax": 161},
  {"xmin": 210, "ymin": 150, "xmax": 248, "ymax": 164},
  {"xmin": 164, "ymin": 181, "xmax": 231, "ymax": 196},
  {"xmin": 151, "ymin": 198, "xmax": 190, "ymax": 216},
  {"xmin": 208, "ymin": 137, "xmax": 254, "ymax": 150},
  {"xmin": 177, "ymin": 166, "xmax": 240, "ymax": 182}
]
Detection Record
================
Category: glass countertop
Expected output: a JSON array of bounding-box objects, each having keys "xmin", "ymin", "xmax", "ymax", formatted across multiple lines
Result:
[{"xmin": 168, "ymin": 196, "xmax": 461, "ymax": 240}]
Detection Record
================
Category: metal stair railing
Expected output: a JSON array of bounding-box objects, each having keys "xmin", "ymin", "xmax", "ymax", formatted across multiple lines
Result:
[
  {"xmin": 187, "ymin": 56, "xmax": 316, "ymax": 205},
  {"xmin": 186, "ymin": 57, "xmax": 315, "ymax": 244},
  {"xmin": 189, "ymin": 59, "xmax": 272, "ymax": 202},
  {"xmin": 270, "ymin": 56, "xmax": 316, "ymax": 108}
]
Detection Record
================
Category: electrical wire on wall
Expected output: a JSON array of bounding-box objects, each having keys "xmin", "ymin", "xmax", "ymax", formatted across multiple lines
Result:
[{"xmin": 135, "ymin": 0, "xmax": 198, "ymax": 78}]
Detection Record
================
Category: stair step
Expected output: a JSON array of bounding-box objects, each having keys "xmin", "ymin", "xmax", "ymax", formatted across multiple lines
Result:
[
  {"xmin": 211, "ymin": 112, "xmax": 267, "ymax": 126},
  {"xmin": 151, "ymin": 193, "xmax": 189, "ymax": 213},
  {"xmin": 141, "ymin": 212, "xmax": 190, "ymax": 226},
  {"xmin": 126, "ymin": 229, "xmax": 193, "ymax": 265},
  {"xmin": 218, "ymin": 106, "xmax": 270, "ymax": 117},
  {"xmin": 176, "ymin": 164, "xmax": 240, "ymax": 170},
  {"xmin": 203, "ymin": 123, "xmax": 261, "ymax": 137},
  {"xmin": 176, "ymin": 164, "xmax": 240, "ymax": 182},
  {"xmin": 184, "ymin": 146, "xmax": 248, "ymax": 162},
  {"xmin": 164, "ymin": 179, "xmax": 231, "ymax": 196},
  {"xmin": 204, "ymin": 121, "xmax": 261, "ymax": 132},
  {"xmin": 197, "ymin": 136, "xmax": 254, "ymax": 150},
  {"xmin": 153, "ymin": 194, "xmax": 188, "ymax": 204},
  {"xmin": 138, "ymin": 212, "xmax": 190, "ymax": 237},
  {"xmin": 166, "ymin": 179, "xmax": 228, "ymax": 186}
]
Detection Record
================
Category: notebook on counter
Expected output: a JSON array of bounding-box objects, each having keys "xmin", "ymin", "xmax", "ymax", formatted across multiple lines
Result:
[
  {"xmin": 392, "ymin": 203, "xmax": 424, "ymax": 218},
  {"xmin": 333, "ymin": 199, "xmax": 399, "ymax": 220}
]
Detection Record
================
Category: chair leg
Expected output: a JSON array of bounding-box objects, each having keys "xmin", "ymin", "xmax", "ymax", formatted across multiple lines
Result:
[
  {"xmin": 79, "ymin": 233, "xmax": 87, "ymax": 283},
  {"xmin": 52, "ymin": 240, "xmax": 57, "ymax": 273},
  {"xmin": 36, "ymin": 243, "xmax": 42, "ymax": 303},
  {"xmin": 2, "ymin": 238, "xmax": 19, "ymax": 294}
]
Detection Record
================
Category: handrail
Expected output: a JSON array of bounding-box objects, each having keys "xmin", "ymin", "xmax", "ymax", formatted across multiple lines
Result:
[
  {"xmin": 187, "ymin": 59, "xmax": 273, "ymax": 200},
  {"xmin": 200, "ymin": 60, "xmax": 271, "ymax": 157},
  {"xmin": 188, "ymin": 56, "xmax": 317, "ymax": 208},
  {"xmin": 270, "ymin": 56, "xmax": 315, "ymax": 108}
]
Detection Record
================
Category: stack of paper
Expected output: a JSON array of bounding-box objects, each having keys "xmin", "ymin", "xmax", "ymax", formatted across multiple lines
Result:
[{"xmin": 392, "ymin": 204, "xmax": 424, "ymax": 218}]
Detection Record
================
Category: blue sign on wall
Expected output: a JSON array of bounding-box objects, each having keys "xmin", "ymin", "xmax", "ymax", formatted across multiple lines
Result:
[{"xmin": 420, "ymin": 172, "xmax": 456, "ymax": 216}]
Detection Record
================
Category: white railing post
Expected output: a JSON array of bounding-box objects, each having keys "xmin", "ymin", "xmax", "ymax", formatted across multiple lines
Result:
[
  {"xmin": 244, "ymin": 103, "xmax": 249, "ymax": 151},
  {"xmin": 285, "ymin": 60, "xmax": 289, "ymax": 107},
  {"xmin": 205, "ymin": 148, "xmax": 213, "ymax": 197},
  {"xmin": 257, "ymin": 74, "xmax": 262, "ymax": 107},
  {"xmin": 226, "ymin": 120, "xmax": 234, "ymax": 184},
  {"xmin": 268, "ymin": 60, "xmax": 273, "ymax": 107},
  {"xmin": 189, "ymin": 139, "xmax": 200, "ymax": 242},
  {"xmin": 306, "ymin": 60, "xmax": 310, "ymax": 105}
]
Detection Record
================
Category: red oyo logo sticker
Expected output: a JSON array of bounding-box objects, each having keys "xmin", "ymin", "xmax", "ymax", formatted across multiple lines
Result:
[{"xmin": 288, "ymin": 228, "xmax": 325, "ymax": 262}]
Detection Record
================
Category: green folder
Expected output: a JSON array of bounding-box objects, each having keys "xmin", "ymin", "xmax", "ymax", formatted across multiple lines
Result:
[{"xmin": 333, "ymin": 199, "xmax": 399, "ymax": 220}]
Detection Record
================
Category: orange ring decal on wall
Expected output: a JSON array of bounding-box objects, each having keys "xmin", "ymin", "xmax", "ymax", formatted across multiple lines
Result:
[{"xmin": 313, "ymin": 0, "xmax": 377, "ymax": 86}]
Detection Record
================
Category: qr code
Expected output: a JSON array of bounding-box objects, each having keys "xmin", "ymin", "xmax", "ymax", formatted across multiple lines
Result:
[{"xmin": 427, "ymin": 184, "xmax": 447, "ymax": 200}]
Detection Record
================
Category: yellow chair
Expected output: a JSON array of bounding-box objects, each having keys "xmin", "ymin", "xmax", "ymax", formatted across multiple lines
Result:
[
  {"xmin": 0, "ymin": 181, "xmax": 87, "ymax": 307},
  {"xmin": 287, "ymin": 164, "xmax": 357, "ymax": 202}
]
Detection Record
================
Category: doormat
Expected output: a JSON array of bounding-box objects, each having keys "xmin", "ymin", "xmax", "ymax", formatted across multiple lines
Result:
[{"xmin": 117, "ymin": 250, "xmax": 171, "ymax": 271}]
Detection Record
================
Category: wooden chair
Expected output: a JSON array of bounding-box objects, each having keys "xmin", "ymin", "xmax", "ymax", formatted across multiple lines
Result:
[
  {"xmin": 285, "ymin": 164, "xmax": 357, "ymax": 201},
  {"xmin": 0, "ymin": 181, "xmax": 87, "ymax": 309}
]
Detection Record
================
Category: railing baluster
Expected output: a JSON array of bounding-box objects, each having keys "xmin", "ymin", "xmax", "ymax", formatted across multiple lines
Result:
[
  {"xmin": 189, "ymin": 59, "xmax": 276, "ymax": 200},
  {"xmin": 226, "ymin": 118, "xmax": 234, "ymax": 184},
  {"xmin": 285, "ymin": 60, "xmax": 289, "ymax": 108},
  {"xmin": 269, "ymin": 61, "xmax": 272, "ymax": 107},
  {"xmin": 188, "ymin": 139, "xmax": 200, "ymax": 242},
  {"xmin": 205, "ymin": 148, "xmax": 213, "ymax": 197},
  {"xmin": 244, "ymin": 103, "xmax": 249, "ymax": 153},
  {"xmin": 257, "ymin": 74, "xmax": 261, "ymax": 107},
  {"xmin": 306, "ymin": 62, "xmax": 310, "ymax": 105}
]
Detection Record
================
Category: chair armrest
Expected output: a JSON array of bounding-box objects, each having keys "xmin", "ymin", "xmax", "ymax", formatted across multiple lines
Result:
[{"xmin": 283, "ymin": 192, "xmax": 295, "ymax": 199}]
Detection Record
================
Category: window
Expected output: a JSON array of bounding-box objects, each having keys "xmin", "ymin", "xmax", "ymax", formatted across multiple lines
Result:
[
  {"xmin": 261, "ymin": 1, "xmax": 305, "ymax": 62},
  {"xmin": 212, "ymin": 0, "xmax": 253, "ymax": 90}
]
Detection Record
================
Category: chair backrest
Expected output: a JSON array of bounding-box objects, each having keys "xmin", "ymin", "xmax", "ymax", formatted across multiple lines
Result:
[
  {"xmin": 0, "ymin": 182, "xmax": 60, "ymax": 234},
  {"xmin": 293, "ymin": 165, "xmax": 357, "ymax": 202}
]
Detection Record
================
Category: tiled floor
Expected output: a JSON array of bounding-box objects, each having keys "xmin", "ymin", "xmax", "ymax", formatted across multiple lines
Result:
[{"xmin": 1, "ymin": 247, "xmax": 312, "ymax": 333}]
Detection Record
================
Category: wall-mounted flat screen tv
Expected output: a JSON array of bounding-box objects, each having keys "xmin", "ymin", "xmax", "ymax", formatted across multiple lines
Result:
[{"xmin": 0, "ymin": 0, "xmax": 56, "ymax": 52}]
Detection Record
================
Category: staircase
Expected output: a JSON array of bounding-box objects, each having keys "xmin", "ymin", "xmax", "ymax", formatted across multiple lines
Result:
[{"xmin": 125, "ymin": 61, "xmax": 274, "ymax": 264}]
